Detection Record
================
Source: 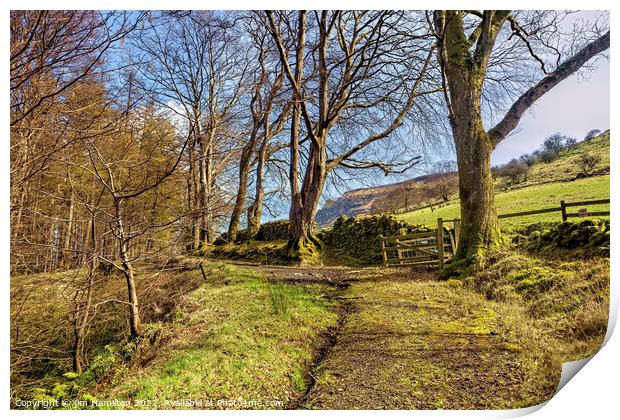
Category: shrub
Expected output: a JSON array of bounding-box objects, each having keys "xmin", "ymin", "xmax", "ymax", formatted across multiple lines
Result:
[
  {"xmin": 519, "ymin": 153, "xmax": 537, "ymax": 167},
  {"xmin": 538, "ymin": 149, "xmax": 557, "ymax": 164},
  {"xmin": 577, "ymin": 152, "xmax": 601, "ymax": 177},
  {"xmin": 497, "ymin": 161, "xmax": 528, "ymax": 185},
  {"xmin": 564, "ymin": 137, "xmax": 578, "ymax": 148}
]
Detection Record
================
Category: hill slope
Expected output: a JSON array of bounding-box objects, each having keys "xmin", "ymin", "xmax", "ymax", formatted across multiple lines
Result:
[
  {"xmin": 316, "ymin": 177, "xmax": 425, "ymax": 227},
  {"xmin": 316, "ymin": 131, "xmax": 610, "ymax": 227}
]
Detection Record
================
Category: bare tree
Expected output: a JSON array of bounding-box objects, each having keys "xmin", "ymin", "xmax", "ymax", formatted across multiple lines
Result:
[
  {"xmin": 497, "ymin": 160, "xmax": 529, "ymax": 185},
  {"xmin": 584, "ymin": 128, "xmax": 601, "ymax": 140},
  {"xmin": 431, "ymin": 160, "xmax": 458, "ymax": 202},
  {"xmin": 73, "ymin": 97, "xmax": 188, "ymax": 339},
  {"xmin": 134, "ymin": 11, "xmax": 247, "ymax": 250},
  {"xmin": 227, "ymin": 19, "xmax": 289, "ymax": 242},
  {"xmin": 266, "ymin": 11, "xmax": 437, "ymax": 257}
]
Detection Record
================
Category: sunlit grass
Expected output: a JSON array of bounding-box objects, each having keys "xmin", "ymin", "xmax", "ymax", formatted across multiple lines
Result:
[
  {"xmin": 397, "ymin": 175, "xmax": 610, "ymax": 229},
  {"xmin": 104, "ymin": 264, "xmax": 337, "ymax": 408}
]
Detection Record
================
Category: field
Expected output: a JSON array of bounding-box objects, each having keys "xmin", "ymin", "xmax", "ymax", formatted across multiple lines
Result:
[{"xmin": 397, "ymin": 175, "xmax": 610, "ymax": 230}]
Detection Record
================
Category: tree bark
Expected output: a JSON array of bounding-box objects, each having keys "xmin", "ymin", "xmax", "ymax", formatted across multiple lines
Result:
[
  {"xmin": 286, "ymin": 11, "xmax": 306, "ymax": 253},
  {"xmin": 114, "ymin": 198, "xmax": 140, "ymax": 339},
  {"xmin": 287, "ymin": 138, "xmax": 327, "ymax": 257},
  {"xmin": 435, "ymin": 10, "xmax": 507, "ymax": 262},
  {"xmin": 228, "ymin": 126, "xmax": 260, "ymax": 242},
  {"xmin": 247, "ymin": 138, "xmax": 268, "ymax": 237},
  {"xmin": 228, "ymin": 147, "xmax": 252, "ymax": 242},
  {"xmin": 451, "ymin": 105, "xmax": 502, "ymax": 261}
]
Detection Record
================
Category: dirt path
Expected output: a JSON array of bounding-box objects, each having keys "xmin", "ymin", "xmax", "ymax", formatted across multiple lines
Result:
[{"xmin": 259, "ymin": 265, "xmax": 558, "ymax": 410}]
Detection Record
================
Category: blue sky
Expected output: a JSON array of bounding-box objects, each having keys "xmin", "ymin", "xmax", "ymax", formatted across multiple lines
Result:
[
  {"xmin": 492, "ymin": 58, "xmax": 610, "ymax": 165},
  {"xmin": 318, "ymin": 56, "xmax": 610, "ymax": 208}
]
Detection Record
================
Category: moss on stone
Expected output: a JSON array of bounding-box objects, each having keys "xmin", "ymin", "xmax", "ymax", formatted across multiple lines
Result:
[{"xmin": 320, "ymin": 214, "xmax": 435, "ymax": 266}]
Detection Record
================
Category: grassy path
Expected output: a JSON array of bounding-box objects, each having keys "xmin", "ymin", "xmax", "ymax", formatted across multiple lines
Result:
[{"xmin": 261, "ymin": 267, "xmax": 560, "ymax": 409}]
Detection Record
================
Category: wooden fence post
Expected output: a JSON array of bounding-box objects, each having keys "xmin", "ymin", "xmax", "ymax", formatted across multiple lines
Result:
[
  {"xmin": 453, "ymin": 219, "xmax": 461, "ymax": 249},
  {"xmin": 437, "ymin": 218, "xmax": 444, "ymax": 270},
  {"xmin": 379, "ymin": 235, "xmax": 388, "ymax": 267},
  {"xmin": 560, "ymin": 200, "xmax": 567, "ymax": 221}
]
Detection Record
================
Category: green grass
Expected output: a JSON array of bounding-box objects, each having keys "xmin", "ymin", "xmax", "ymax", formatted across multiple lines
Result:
[
  {"xmin": 397, "ymin": 175, "xmax": 609, "ymax": 230},
  {"xmin": 465, "ymin": 248, "xmax": 609, "ymax": 361},
  {"xmin": 525, "ymin": 132, "xmax": 610, "ymax": 185},
  {"xmin": 11, "ymin": 261, "xmax": 337, "ymax": 408},
  {"xmin": 102, "ymin": 263, "xmax": 337, "ymax": 408},
  {"xmin": 393, "ymin": 132, "xmax": 609, "ymax": 230}
]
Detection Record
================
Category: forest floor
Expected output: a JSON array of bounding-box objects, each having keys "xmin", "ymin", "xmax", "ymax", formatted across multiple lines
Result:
[{"xmin": 253, "ymin": 265, "xmax": 560, "ymax": 409}]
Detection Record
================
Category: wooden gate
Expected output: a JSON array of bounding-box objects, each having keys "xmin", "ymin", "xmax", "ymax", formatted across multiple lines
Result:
[{"xmin": 379, "ymin": 218, "xmax": 460, "ymax": 269}]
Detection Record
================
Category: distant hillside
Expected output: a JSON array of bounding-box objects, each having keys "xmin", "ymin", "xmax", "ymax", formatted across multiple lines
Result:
[
  {"xmin": 316, "ymin": 175, "xmax": 435, "ymax": 227},
  {"xmin": 316, "ymin": 131, "xmax": 610, "ymax": 227}
]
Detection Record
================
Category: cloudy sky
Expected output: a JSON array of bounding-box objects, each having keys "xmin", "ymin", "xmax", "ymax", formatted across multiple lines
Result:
[{"xmin": 492, "ymin": 58, "xmax": 610, "ymax": 165}]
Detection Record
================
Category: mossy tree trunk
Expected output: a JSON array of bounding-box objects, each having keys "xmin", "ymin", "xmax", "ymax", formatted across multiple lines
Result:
[
  {"xmin": 451, "ymin": 108, "xmax": 502, "ymax": 261},
  {"xmin": 287, "ymin": 137, "xmax": 327, "ymax": 257},
  {"xmin": 434, "ymin": 10, "xmax": 609, "ymax": 263},
  {"xmin": 247, "ymin": 137, "xmax": 268, "ymax": 237},
  {"xmin": 228, "ymin": 129, "xmax": 258, "ymax": 242}
]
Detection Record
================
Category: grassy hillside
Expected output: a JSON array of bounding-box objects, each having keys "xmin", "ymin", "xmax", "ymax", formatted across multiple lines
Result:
[
  {"xmin": 102, "ymin": 264, "xmax": 336, "ymax": 408},
  {"xmin": 318, "ymin": 132, "xmax": 609, "ymax": 227},
  {"xmin": 396, "ymin": 132, "xmax": 610, "ymax": 230},
  {"xmin": 398, "ymin": 175, "xmax": 610, "ymax": 229},
  {"xmin": 524, "ymin": 131, "xmax": 610, "ymax": 186}
]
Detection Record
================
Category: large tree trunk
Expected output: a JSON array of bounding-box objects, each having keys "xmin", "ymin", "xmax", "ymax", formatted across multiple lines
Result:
[
  {"xmin": 436, "ymin": 11, "xmax": 507, "ymax": 263},
  {"xmin": 451, "ymin": 107, "xmax": 502, "ymax": 261},
  {"xmin": 228, "ymin": 148, "xmax": 252, "ymax": 242},
  {"xmin": 286, "ymin": 11, "xmax": 306, "ymax": 256},
  {"xmin": 288, "ymin": 140, "xmax": 326, "ymax": 259},
  {"xmin": 228, "ymin": 126, "xmax": 260, "ymax": 242}
]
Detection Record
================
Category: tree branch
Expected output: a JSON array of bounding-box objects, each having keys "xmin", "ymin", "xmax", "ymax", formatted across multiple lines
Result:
[
  {"xmin": 326, "ymin": 47, "xmax": 434, "ymax": 171},
  {"xmin": 489, "ymin": 30, "xmax": 610, "ymax": 145}
]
